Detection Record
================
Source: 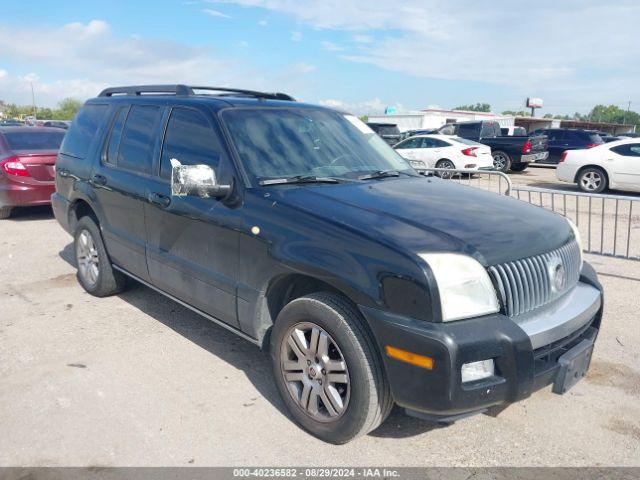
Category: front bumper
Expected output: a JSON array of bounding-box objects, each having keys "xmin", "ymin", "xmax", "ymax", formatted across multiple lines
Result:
[{"xmin": 360, "ymin": 261, "xmax": 603, "ymax": 421}]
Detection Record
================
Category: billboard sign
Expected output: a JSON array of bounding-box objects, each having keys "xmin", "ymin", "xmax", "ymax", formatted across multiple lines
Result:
[{"xmin": 527, "ymin": 97, "xmax": 544, "ymax": 108}]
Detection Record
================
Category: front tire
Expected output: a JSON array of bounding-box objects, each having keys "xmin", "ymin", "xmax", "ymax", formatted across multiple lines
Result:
[
  {"xmin": 74, "ymin": 216, "xmax": 126, "ymax": 297},
  {"xmin": 492, "ymin": 151, "xmax": 511, "ymax": 172},
  {"xmin": 577, "ymin": 167, "xmax": 607, "ymax": 193},
  {"xmin": 271, "ymin": 292, "xmax": 392, "ymax": 444}
]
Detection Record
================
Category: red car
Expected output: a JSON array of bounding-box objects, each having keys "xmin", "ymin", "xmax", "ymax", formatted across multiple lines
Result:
[{"xmin": 0, "ymin": 127, "xmax": 65, "ymax": 219}]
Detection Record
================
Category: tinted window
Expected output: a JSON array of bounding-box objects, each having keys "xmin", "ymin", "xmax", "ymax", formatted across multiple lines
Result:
[
  {"xmin": 611, "ymin": 143, "xmax": 640, "ymax": 157},
  {"xmin": 396, "ymin": 137, "xmax": 422, "ymax": 149},
  {"xmin": 547, "ymin": 130, "xmax": 564, "ymax": 141},
  {"xmin": 480, "ymin": 122, "xmax": 500, "ymax": 138},
  {"xmin": 455, "ymin": 123, "xmax": 478, "ymax": 139},
  {"xmin": 160, "ymin": 108, "xmax": 223, "ymax": 179},
  {"xmin": 432, "ymin": 138, "xmax": 450, "ymax": 147},
  {"xmin": 117, "ymin": 105, "xmax": 161, "ymax": 174},
  {"xmin": 3, "ymin": 130, "xmax": 65, "ymax": 150},
  {"xmin": 104, "ymin": 107, "xmax": 129, "ymax": 165},
  {"xmin": 60, "ymin": 104, "xmax": 108, "ymax": 158}
]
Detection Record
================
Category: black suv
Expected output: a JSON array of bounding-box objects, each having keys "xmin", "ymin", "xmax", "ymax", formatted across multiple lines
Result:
[
  {"xmin": 52, "ymin": 85, "xmax": 604, "ymax": 444},
  {"xmin": 531, "ymin": 128, "xmax": 604, "ymax": 164}
]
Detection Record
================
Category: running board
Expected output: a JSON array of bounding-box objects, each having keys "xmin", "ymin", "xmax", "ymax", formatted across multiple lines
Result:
[{"xmin": 112, "ymin": 265, "xmax": 261, "ymax": 346}]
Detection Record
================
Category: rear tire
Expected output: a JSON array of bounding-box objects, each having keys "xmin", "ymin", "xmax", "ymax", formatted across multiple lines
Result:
[
  {"xmin": 492, "ymin": 151, "xmax": 511, "ymax": 172},
  {"xmin": 577, "ymin": 167, "xmax": 607, "ymax": 193},
  {"xmin": 510, "ymin": 163, "xmax": 528, "ymax": 172},
  {"xmin": 73, "ymin": 216, "xmax": 126, "ymax": 297},
  {"xmin": 0, "ymin": 206, "xmax": 12, "ymax": 219},
  {"xmin": 435, "ymin": 159, "xmax": 456, "ymax": 179},
  {"xmin": 271, "ymin": 292, "xmax": 393, "ymax": 444}
]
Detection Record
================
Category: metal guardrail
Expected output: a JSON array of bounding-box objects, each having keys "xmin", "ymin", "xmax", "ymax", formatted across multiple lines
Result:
[
  {"xmin": 422, "ymin": 168, "xmax": 512, "ymax": 196},
  {"xmin": 511, "ymin": 186, "xmax": 639, "ymax": 260}
]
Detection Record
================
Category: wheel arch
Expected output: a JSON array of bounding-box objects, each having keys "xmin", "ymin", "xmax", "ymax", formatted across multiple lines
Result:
[{"xmin": 257, "ymin": 273, "xmax": 368, "ymax": 350}]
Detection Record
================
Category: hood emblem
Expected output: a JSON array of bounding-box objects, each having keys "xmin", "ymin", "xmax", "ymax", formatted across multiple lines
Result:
[{"xmin": 547, "ymin": 256, "xmax": 567, "ymax": 293}]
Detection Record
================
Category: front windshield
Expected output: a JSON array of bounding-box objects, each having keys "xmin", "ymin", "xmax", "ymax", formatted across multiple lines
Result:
[{"xmin": 221, "ymin": 107, "xmax": 415, "ymax": 183}]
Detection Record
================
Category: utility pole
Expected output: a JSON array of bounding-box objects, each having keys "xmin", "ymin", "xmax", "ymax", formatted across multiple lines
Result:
[
  {"xmin": 623, "ymin": 101, "xmax": 631, "ymax": 125},
  {"xmin": 30, "ymin": 82, "xmax": 36, "ymax": 118}
]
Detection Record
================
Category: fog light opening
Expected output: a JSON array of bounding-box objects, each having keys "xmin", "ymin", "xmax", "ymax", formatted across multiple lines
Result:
[{"xmin": 461, "ymin": 359, "xmax": 495, "ymax": 383}]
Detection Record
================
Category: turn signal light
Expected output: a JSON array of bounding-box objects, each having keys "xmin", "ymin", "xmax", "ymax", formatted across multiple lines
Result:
[
  {"xmin": 0, "ymin": 156, "xmax": 30, "ymax": 177},
  {"xmin": 560, "ymin": 152, "xmax": 568, "ymax": 163},
  {"xmin": 586, "ymin": 143, "xmax": 599, "ymax": 149},
  {"xmin": 385, "ymin": 346, "xmax": 434, "ymax": 370},
  {"xmin": 522, "ymin": 140, "xmax": 532, "ymax": 154}
]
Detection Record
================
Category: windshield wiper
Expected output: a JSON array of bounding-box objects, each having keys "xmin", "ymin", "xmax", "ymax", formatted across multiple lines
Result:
[
  {"xmin": 358, "ymin": 170, "xmax": 402, "ymax": 180},
  {"xmin": 259, "ymin": 175, "xmax": 341, "ymax": 186}
]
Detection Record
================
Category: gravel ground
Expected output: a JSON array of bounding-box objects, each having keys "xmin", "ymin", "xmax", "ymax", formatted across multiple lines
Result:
[{"xmin": 0, "ymin": 167, "xmax": 639, "ymax": 466}]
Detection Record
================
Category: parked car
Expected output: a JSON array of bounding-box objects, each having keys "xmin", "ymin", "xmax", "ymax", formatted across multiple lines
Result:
[
  {"xmin": 439, "ymin": 120, "xmax": 548, "ymax": 172},
  {"xmin": 500, "ymin": 126, "xmax": 527, "ymax": 136},
  {"xmin": 366, "ymin": 122, "xmax": 401, "ymax": 146},
  {"xmin": 617, "ymin": 132, "xmax": 639, "ymax": 138},
  {"xmin": 52, "ymin": 85, "xmax": 603, "ymax": 444},
  {"xmin": 42, "ymin": 120, "xmax": 71, "ymax": 130},
  {"xmin": 394, "ymin": 134, "xmax": 493, "ymax": 176},
  {"xmin": 530, "ymin": 128, "xmax": 603, "ymax": 164},
  {"xmin": 400, "ymin": 128, "xmax": 439, "ymax": 140},
  {"xmin": 0, "ymin": 127, "xmax": 65, "ymax": 219},
  {"xmin": 556, "ymin": 138, "xmax": 640, "ymax": 193},
  {"xmin": 0, "ymin": 119, "xmax": 25, "ymax": 127}
]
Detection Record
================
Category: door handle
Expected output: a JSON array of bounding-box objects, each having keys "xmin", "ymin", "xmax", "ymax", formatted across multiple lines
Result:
[
  {"xmin": 91, "ymin": 174, "xmax": 107, "ymax": 186},
  {"xmin": 57, "ymin": 168, "xmax": 70, "ymax": 178},
  {"xmin": 148, "ymin": 192, "xmax": 171, "ymax": 208}
]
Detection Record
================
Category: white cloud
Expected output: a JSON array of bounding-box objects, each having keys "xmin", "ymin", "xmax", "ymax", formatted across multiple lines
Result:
[
  {"xmin": 0, "ymin": 20, "xmax": 312, "ymax": 107},
  {"xmin": 213, "ymin": 0, "xmax": 640, "ymax": 103},
  {"xmin": 290, "ymin": 30, "xmax": 302, "ymax": 42},
  {"xmin": 318, "ymin": 97, "xmax": 404, "ymax": 115},
  {"xmin": 258, "ymin": 19, "xmax": 268, "ymax": 26},
  {"xmin": 202, "ymin": 8, "xmax": 231, "ymax": 18},
  {"xmin": 321, "ymin": 41, "xmax": 344, "ymax": 52}
]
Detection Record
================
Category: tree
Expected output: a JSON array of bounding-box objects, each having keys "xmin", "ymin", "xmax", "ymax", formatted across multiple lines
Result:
[
  {"xmin": 455, "ymin": 103, "xmax": 491, "ymax": 112},
  {"xmin": 55, "ymin": 98, "xmax": 83, "ymax": 120},
  {"xmin": 501, "ymin": 110, "xmax": 529, "ymax": 117}
]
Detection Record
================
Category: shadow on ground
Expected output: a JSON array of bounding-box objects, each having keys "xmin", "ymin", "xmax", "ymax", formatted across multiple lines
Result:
[
  {"xmin": 59, "ymin": 242, "xmax": 443, "ymax": 440},
  {"xmin": 7, "ymin": 205, "xmax": 54, "ymax": 222}
]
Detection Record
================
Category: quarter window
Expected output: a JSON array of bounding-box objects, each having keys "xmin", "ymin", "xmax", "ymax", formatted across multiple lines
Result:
[
  {"xmin": 59, "ymin": 104, "xmax": 108, "ymax": 159},
  {"xmin": 160, "ymin": 108, "xmax": 224, "ymax": 179},
  {"xmin": 117, "ymin": 105, "xmax": 162, "ymax": 174},
  {"xmin": 396, "ymin": 137, "xmax": 422, "ymax": 149}
]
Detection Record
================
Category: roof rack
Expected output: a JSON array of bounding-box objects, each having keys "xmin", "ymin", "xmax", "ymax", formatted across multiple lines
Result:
[{"xmin": 98, "ymin": 84, "xmax": 295, "ymax": 101}]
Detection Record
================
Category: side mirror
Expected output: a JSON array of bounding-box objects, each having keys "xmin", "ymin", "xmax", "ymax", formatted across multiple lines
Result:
[{"xmin": 170, "ymin": 162, "xmax": 231, "ymax": 199}]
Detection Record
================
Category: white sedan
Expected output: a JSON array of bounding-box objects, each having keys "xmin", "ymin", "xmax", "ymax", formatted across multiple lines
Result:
[
  {"xmin": 556, "ymin": 138, "xmax": 640, "ymax": 193},
  {"xmin": 394, "ymin": 134, "xmax": 494, "ymax": 175}
]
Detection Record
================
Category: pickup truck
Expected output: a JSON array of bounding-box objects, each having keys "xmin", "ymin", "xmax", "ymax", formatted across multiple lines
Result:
[{"xmin": 439, "ymin": 120, "xmax": 548, "ymax": 172}]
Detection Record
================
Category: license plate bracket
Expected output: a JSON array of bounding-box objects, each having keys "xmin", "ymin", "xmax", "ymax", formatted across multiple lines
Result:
[{"xmin": 552, "ymin": 339, "xmax": 594, "ymax": 394}]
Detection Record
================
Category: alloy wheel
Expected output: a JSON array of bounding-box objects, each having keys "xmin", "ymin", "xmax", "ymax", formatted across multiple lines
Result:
[
  {"xmin": 437, "ymin": 160, "xmax": 455, "ymax": 179},
  {"xmin": 493, "ymin": 153, "xmax": 507, "ymax": 171},
  {"xmin": 580, "ymin": 171, "xmax": 602, "ymax": 191},
  {"xmin": 76, "ymin": 230, "xmax": 100, "ymax": 287},
  {"xmin": 280, "ymin": 322, "xmax": 350, "ymax": 422}
]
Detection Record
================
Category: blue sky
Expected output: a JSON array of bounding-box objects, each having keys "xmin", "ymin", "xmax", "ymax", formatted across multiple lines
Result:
[{"xmin": 1, "ymin": 0, "xmax": 639, "ymax": 115}]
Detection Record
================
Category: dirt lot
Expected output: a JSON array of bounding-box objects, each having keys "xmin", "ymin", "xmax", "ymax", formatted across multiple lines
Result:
[{"xmin": 1, "ymin": 167, "xmax": 639, "ymax": 466}]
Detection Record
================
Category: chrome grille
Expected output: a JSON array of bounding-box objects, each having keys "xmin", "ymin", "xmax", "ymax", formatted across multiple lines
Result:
[{"xmin": 488, "ymin": 240, "xmax": 582, "ymax": 317}]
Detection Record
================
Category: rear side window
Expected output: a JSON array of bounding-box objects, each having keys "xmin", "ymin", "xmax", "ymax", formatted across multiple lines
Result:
[
  {"xmin": 160, "ymin": 108, "xmax": 223, "ymax": 179},
  {"xmin": 60, "ymin": 104, "xmax": 108, "ymax": 158},
  {"xmin": 117, "ymin": 105, "xmax": 162, "ymax": 174},
  {"xmin": 455, "ymin": 123, "xmax": 478, "ymax": 139},
  {"xmin": 588, "ymin": 133, "xmax": 604, "ymax": 144},
  {"xmin": 611, "ymin": 143, "xmax": 640, "ymax": 157},
  {"xmin": 3, "ymin": 131, "xmax": 65, "ymax": 150},
  {"xmin": 396, "ymin": 137, "xmax": 422, "ymax": 149},
  {"xmin": 480, "ymin": 122, "xmax": 500, "ymax": 138}
]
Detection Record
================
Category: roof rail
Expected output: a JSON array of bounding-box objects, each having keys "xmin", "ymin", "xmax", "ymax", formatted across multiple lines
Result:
[{"xmin": 98, "ymin": 84, "xmax": 295, "ymax": 101}]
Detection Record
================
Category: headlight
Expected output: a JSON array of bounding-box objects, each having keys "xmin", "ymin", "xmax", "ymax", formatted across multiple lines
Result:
[
  {"xmin": 420, "ymin": 253, "xmax": 499, "ymax": 322},
  {"xmin": 566, "ymin": 218, "xmax": 583, "ymax": 267}
]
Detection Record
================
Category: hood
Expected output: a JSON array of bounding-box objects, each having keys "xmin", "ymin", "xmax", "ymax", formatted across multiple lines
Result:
[{"xmin": 272, "ymin": 176, "xmax": 572, "ymax": 266}]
